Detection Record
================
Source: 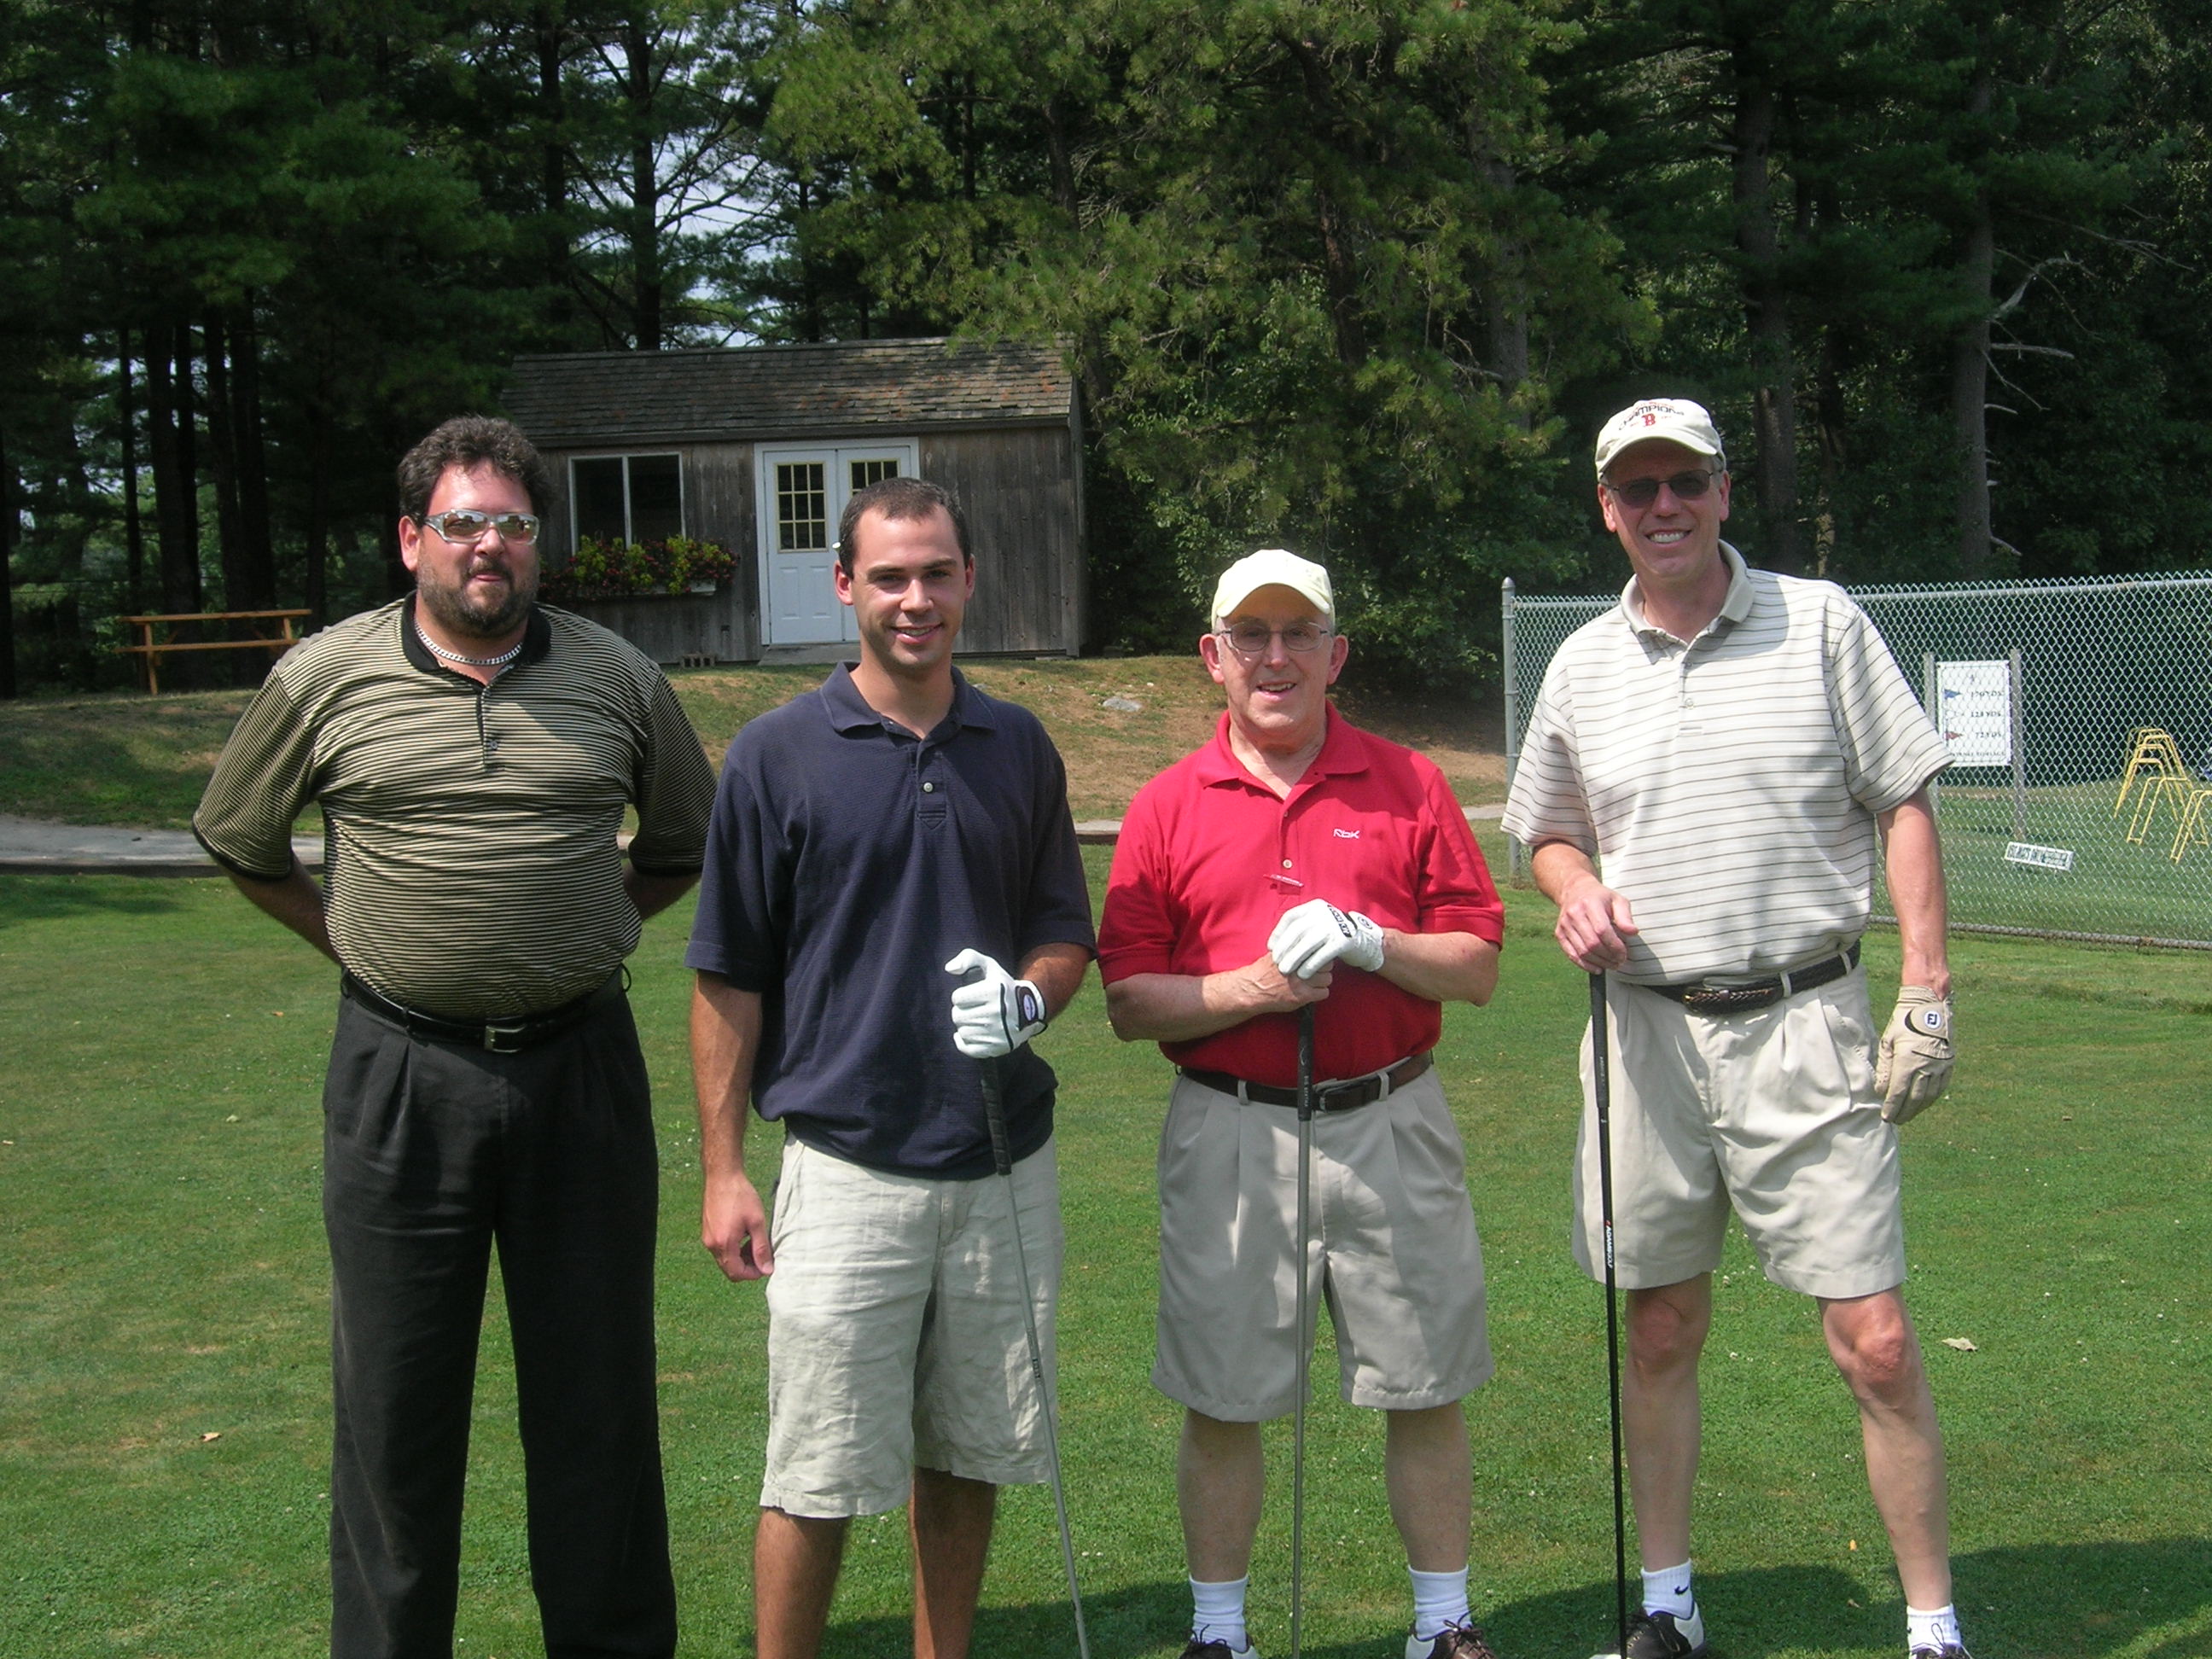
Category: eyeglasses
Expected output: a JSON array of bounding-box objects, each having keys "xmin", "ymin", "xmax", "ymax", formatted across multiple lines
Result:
[
  {"xmin": 1603, "ymin": 470, "xmax": 1719, "ymax": 509},
  {"xmin": 1217, "ymin": 620, "xmax": 1332, "ymax": 656},
  {"xmin": 421, "ymin": 509, "xmax": 541, "ymax": 544}
]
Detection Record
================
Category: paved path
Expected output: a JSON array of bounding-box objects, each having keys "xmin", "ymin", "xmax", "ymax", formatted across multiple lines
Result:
[
  {"xmin": 0, "ymin": 814, "xmax": 322, "ymax": 877},
  {"xmin": 1, "ymin": 804, "xmax": 1506, "ymax": 876}
]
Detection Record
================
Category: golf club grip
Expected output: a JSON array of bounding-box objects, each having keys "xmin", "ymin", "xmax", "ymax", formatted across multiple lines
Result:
[
  {"xmin": 978, "ymin": 1056, "xmax": 1014, "ymax": 1179},
  {"xmin": 1296, "ymin": 1004, "xmax": 1315, "ymax": 1119},
  {"xmin": 1589, "ymin": 971, "xmax": 1610, "ymax": 1132}
]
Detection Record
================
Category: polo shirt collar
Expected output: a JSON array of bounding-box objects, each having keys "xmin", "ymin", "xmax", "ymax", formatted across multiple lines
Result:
[
  {"xmin": 822, "ymin": 662, "xmax": 997, "ymax": 739},
  {"xmin": 1619, "ymin": 542, "xmax": 1754, "ymax": 643},
  {"xmin": 399, "ymin": 594, "xmax": 552, "ymax": 678},
  {"xmin": 1193, "ymin": 704, "xmax": 1370, "ymax": 793}
]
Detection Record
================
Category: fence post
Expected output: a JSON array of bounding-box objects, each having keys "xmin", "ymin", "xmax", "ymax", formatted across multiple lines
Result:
[
  {"xmin": 1922, "ymin": 651, "xmax": 1941, "ymax": 812},
  {"xmin": 1501, "ymin": 577, "xmax": 1524, "ymax": 882},
  {"xmin": 2009, "ymin": 646, "xmax": 2027, "ymax": 839}
]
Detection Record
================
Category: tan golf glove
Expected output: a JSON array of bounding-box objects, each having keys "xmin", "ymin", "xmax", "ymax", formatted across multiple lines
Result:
[{"xmin": 1875, "ymin": 986, "xmax": 1953, "ymax": 1124}]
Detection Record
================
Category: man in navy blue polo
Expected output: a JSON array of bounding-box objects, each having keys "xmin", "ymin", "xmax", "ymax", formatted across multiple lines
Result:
[{"xmin": 687, "ymin": 475, "xmax": 1095, "ymax": 1659}]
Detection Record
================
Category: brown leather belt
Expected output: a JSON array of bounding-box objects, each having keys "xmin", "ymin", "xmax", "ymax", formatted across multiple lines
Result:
[
  {"xmin": 342, "ymin": 970, "xmax": 626, "ymax": 1054},
  {"xmin": 1638, "ymin": 942, "xmax": 1860, "ymax": 1016},
  {"xmin": 1179, "ymin": 1051, "xmax": 1434, "ymax": 1112}
]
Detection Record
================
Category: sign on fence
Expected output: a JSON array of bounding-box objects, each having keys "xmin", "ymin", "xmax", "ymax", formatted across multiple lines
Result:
[{"xmin": 1936, "ymin": 660, "xmax": 2013, "ymax": 765}]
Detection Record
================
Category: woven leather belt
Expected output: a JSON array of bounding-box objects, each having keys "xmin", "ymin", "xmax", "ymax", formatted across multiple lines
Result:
[
  {"xmin": 1179, "ymin": 1051, "xmax": 1433, "ymax": 1112},
  {"xmin": 342, "ymin": 970, "xmax": 626, "ymax": 1054},
  {"xmin": 1639, "ymin": 941, "xmax": 1860, "ymax": 1016}
]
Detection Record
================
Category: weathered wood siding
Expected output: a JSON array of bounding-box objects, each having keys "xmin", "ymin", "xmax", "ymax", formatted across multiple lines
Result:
[
  {"xmin": 924, "ymin": 428, "xmax": 1083, "ymax": 655},
  {"xmin": 535, "ymin": 442, "xmax": 757, "ymax": 663}
]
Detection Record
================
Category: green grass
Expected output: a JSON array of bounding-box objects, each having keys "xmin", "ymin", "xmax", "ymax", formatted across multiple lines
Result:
[
  {"xmin": 1916, "ymin": 782, "xmax": 2212, "ymax": 946},
  {"xmin": 3, "ymin": 846, "xmax": 2208, "ymax": 1659}
]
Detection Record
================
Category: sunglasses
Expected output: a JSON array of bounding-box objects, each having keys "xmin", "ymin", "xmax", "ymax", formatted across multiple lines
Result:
[
  {"xmin": 1603, "ymin": 470, "xmax": 1720, "ymax": 509},
  {"xmin": 421, "ymin": 509, "xmax": 541, "ymax": 544},
  {"xmin": 1216, "ymin": 620, "xmax": 1332, "ymax": 656}
]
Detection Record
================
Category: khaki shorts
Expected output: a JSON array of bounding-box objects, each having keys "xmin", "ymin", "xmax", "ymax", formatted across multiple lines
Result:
[
  {"xmin": 760, "ymin": 1137, "xmax": 1061, "ymax": 1519},
  {"xmin": 1573, "ymin": 967, "xmax": 1906, "ymax": 1300},
  {"xmin": 1154, "ymin": 1068, "xmax": 1493, "ymax": 1421}
]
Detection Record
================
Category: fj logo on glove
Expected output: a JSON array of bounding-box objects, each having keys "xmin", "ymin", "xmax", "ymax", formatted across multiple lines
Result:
[{"xmin": 1908, "ymin": 1005, "xmax": 1947, "ymax": 1036}]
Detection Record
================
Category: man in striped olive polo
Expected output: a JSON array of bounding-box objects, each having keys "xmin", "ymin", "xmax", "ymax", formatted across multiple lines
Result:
[
  {"xmin": 1501, "ymin": 398, "xmax": 1967, "ymax": 1659},
  {"xmin": 195, "ymin": 415, "xmax": 713, "ymax": 1659}
]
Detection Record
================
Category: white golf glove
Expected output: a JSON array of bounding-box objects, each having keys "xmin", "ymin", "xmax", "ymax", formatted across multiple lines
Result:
[
  {"xmin": 1875, "ymin": 986, "xmax": 1954, "ymax": 1124},
  {"xmin": 945, "ymin": 949, "xmax": 1047, "ymax": 1059},
  {"xmin": 1268, "ymin": 899, "xmax": 1386, "ymax": 981}
]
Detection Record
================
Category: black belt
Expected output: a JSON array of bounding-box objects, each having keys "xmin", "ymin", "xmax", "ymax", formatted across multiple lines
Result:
[
  {"xmin": 1638, "ymin": 942, "xmax": 1860, "ymax": 1016},
  {"xmin": 1179, "ymin": 1051, "xmax": 1434, "ymax": 1112},
  {"xmin": 341, "ymin": 970, "xmax": 626, "ymax": 1054}
]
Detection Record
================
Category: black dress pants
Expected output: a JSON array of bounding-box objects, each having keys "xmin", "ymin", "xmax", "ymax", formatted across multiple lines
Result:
[{"xmin": 321, "ymin": 991, "xmax": 677, "ymax": 1659}]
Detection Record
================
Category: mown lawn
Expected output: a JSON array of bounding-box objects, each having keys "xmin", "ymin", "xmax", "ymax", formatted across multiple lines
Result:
[{"xmin": 2, "ymin": 846, "xmax": 2207, "ymax": 1659}]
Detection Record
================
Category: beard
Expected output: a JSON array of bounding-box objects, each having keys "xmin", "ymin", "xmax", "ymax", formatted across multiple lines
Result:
[{"xmin": 417, "ymin": 557, "xmax": 537, "ymax": 640}]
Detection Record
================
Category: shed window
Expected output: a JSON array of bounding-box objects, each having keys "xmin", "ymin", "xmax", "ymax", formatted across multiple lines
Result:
[
  {"xmin": 776, "ymin": 462, "xmax": 830, "ymax": 550},
  {"xmin": 572, "ymin": 453, "xmax": 684, "ymax": 544}
]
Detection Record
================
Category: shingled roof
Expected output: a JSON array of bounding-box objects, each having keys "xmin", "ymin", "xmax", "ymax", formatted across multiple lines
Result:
[{"xmin": 505, "ymin": 337, "xmax": 1073, "ymax": 446}]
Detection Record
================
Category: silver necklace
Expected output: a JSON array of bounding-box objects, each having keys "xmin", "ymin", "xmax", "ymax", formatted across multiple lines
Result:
[{"xmin": 416, "ymin": 619, "xmax": 525, "ymax": 668}]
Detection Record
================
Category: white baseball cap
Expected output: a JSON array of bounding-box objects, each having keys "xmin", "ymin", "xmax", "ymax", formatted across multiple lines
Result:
[
  {"xmin": 1210, "ymin": 549, "xmax": 1334, "ymax": 627},
  {"xmin": 1594, "ymin": 398, "xmax": 1726, "ymax": 475}
]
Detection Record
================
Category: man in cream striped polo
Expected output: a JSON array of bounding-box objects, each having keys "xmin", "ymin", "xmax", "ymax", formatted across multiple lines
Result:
[
  {"xmin": 195, "ymin": 416, "xmax": 713, "ymax": 1659},
  {"xmin": 1502, "ymin": 399, "xmax": 1968, "ymax": 1659}
]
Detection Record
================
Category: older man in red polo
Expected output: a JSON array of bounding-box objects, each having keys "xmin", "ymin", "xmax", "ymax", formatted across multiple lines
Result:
[{"xmin": 1098, "ymin": 549, "xmax": 1507, "ymax": 1659}]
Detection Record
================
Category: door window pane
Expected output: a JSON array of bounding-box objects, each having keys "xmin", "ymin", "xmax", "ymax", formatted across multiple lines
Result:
[
  {"xmin": 628, "ymin": 454, "xmax": 684, "ymax": 544},
  {"xmin": 573, "ymin": 457, "xmax": 627, "ymax": 544},
  {"xmin": 777, "ymin": 463, "xmax": 828, "ymax": 550},
  {"xmin": 850, "ymin": 457, "xmax": 900, "ymax": 491}
]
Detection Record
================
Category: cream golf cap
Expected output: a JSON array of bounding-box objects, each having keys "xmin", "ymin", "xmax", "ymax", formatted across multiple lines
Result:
[
  {"xmin": 1211, "ymin": 548, "xmax": 1334, "ymax": 626},
  {"xmin": 1595, "ymin": 398, "xmax": 1726, "ymax": 475}
]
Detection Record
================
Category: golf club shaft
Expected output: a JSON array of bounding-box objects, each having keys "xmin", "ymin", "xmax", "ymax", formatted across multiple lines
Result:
[
  {"xmin": 1289, "ymin": 1003, "xmax": 1317, "ymax": 1659},
  {"xmin": 978, "ymin": 1055, "xmax": 1091, "ymax": 1659},
  {"xmin": 1590, "ymin": 971, "xmax": 1628, "ymax": 1659}
]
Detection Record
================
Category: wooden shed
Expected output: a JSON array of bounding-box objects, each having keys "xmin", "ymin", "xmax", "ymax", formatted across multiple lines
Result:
[{"xmin": 504, "ymin": 337, "xmax": 1085, "ymax": 663}]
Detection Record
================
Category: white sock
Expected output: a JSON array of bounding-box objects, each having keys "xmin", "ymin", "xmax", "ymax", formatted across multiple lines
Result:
[
  {"xmin": 1410, "ymin": 1564, "xmax": 1472, "ymax": 1640},
  {"xmin": 1191, "ymin": 1575, "xmax": 1249, "ymax": 1650},
  {"xmin": 1642, "ymin": 1561, "xmax": 1695, "ymax": 1620},
  {"xmin": 1906, "ymin": 1604, "xmax": 1962, "ymax": 1653}
]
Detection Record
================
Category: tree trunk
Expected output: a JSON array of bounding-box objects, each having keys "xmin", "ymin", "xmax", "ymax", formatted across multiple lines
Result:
[
  {"xmin": 145, "ymin": 317, "xmax": 202, "ymax": 614},
  {"xmin": 204, "ymin": 313, "xmax": 255, "ymax": 683},
  {"xmin": 0, "ymin": 423, "xmax": 16, "ymax": 699},
  {"xmin": 538, "ymin": 3, "xmax": 571, "ymax": 327},
  {"xmin": 231, "ymin": 302, "xmax": 275, "ymax": 610},
  {"xmin": 1953, "ymin": 59, "xmax": 1996, "ymax": 577},
  {"xmin": 1480, "ymin": 159, "xmax": 1530, "ymax": 419},
  {"xmin": 306, "ymin": 394, "xmax": 332, "ymax": 627},
  {"xmin": 626, "ymin": 20, "xmax": 661, "ymax": 350},
  {"xmin": 1731, "ymin": 52, "xmax": 1802, "ymax": 573},
  {"xmin": 119, "ymin": 328, "xmax": 147, "ymax": 611}
]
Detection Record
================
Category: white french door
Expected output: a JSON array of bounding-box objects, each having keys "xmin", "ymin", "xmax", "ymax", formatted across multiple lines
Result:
[{"xmin": 756, "ymin": 441, "xmax": 918, "ymax": 645}]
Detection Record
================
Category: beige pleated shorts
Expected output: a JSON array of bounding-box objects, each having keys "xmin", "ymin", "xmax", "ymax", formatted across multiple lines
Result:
[
  {"xmin": 760, "ymin": 1137, "xmax": 1061, "ymax": 1518},
  {"xmin": 1153, "ymin": 1068, "xmax": 1493, "ymax": 1421},
  {"xmin": 1573, "ymin": 969, "xmax": 1906, "ymax": 1300}
]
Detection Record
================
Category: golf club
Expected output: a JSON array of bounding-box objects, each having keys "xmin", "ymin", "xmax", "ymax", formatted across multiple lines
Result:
[
  {"xmin": 1289, "ymin": 1002, "xmax": 1317, "ymax": 1659},
  {"xmin": 976, "ymin": 1051, "xmax": 1091, "ymax": 1659},
  {"xmin": 1590, "ymin": 970, "xmax": 1630, "ymax": 1659}
]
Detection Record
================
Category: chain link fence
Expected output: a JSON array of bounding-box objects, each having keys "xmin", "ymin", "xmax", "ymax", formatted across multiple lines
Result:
[{"xmin": 1501, "ymin": 569, "xmax": 2212, "ymax": 951}]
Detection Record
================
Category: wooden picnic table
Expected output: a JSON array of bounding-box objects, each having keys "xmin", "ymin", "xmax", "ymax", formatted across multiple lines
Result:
[{"xmin": 119, "ymin": 608, "xmax": 311, "ymax": 693}]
